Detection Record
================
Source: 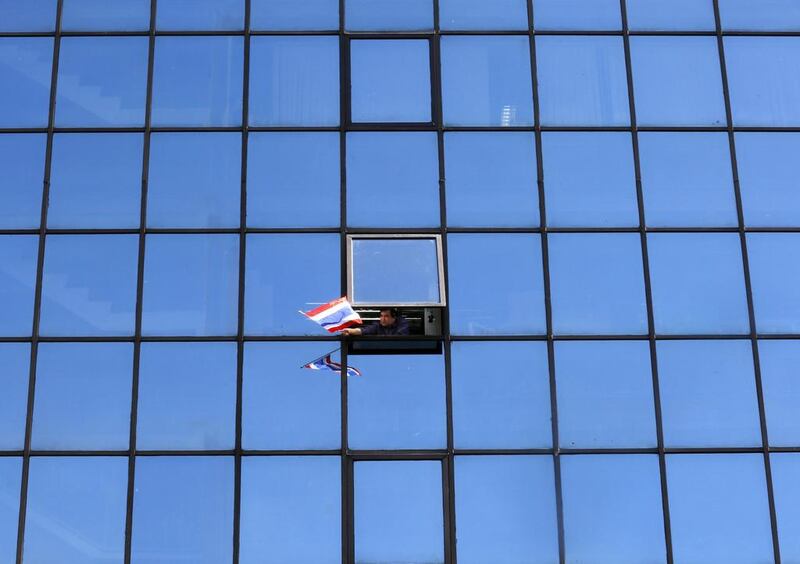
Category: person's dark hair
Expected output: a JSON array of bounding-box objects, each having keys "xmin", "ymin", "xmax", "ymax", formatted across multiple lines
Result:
[{"xmin": 379, "ymin": 307, "xmax": 399, "ymax": 318}]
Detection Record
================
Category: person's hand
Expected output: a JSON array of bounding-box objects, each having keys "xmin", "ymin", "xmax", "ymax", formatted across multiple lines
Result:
[{"xmin": 341, "ymin": 328, "xmax": 358, "ymax": 336}]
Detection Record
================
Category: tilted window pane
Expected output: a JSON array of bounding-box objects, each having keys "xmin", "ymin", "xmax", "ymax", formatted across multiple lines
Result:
[
  {"xmin": 48, "ymin": 133, "xmax": 143, "ymax": 229},
  {"xmin": 747, "ymin": 233, "xmax": 800, "ymax": 334},
  {"xmin": 0, "ymin": 134, "xmax": 45, "ymax": 229},
  {"xmin": 32, "ymin": 343, "xmax": 132, "ymax": 450},
  {"xmin": 0, "ymin": 458, "xmax": 21, "ymax": 564},
  {"xmin": 249, "ymin": 36, "xmax": 339, "ymax": 126},
  {"xmin": 549, "ymin": 234, "xmax": 648, "ymax": 335},
  {"xmin": 152, "ymin": 37, "xmax": 243, "ymax": 127},
  {"xmin": 631, "ymin": 37, "xmax": 726, "ymax": 126},
  {"xmin": 648, "ymin": 233, "xmax": 749, "ymax": 334},
  {"xmin": 440, "ymin": 0, "xmax": 528, "ymax": 30},
  {"xmin": 56, "ymin": 37, "xmax": 148, "ymax": 127},
  {"xmin": 720, "ymin": 0, "xmax": 800, "ymax": 31},
  {"xmin": 346, "ymin": 0, "xmax": 432, "ymax": 30},
  {"xmin": 131, "ymin": 457, "xmax": 233, "ymax": 564},
  {"xmin": 555, "ymin": 341, "xmax": 657, "ymax": 448},
  {"xmin": 667, "ymin": 454, "xmax": 773, "ymax": 564},
  {"xmin": 448, "ymin": 234, "xmax": 545, "ymax": 335},
  {"xmin": 771, "ymin": 454, "xmax": 800, "ymax": 563},
  {"xmin": 347, "ymin": 132, "xmax": 439, "ymax": 227},
  {"xmin": 639, "ymin": 133, "xmax": 736, "ymax": 227},
  {"xmin": 137, "ymin": 342, "xmax": 237, "ymax": 450},
  {"xmin": 657, "ymin": 340, "xmax": 761, "ymax": 447},
  {"xmin": 61, "ymin": 0, "xmax": 150, "ymax": 31},
  {"xmin": 247, "ymin": 132, "xmax": 340, "ymax": 228},
  {"xmin": 251, "ymin": 0, "xmax": 338, "ymax": 31},
  {"xmin": 455, "ymin": 455, "xmax": 558, "ymax": 564},
  {"xmin": 543, "ymin": 132, "xmax": 638, "ymax": 227},
  {"xmin": 626, "ymin": 0, "xmax": 715, "ymax": 31},
  {"xmin": 441, "ymin": 36, "xmax": 533, "ymax": 126},
  {"xmin": 0, "ymin": 38, "xmax": 53, "ymax": 127},
  {"xmin": 355, "ymin": 461, "xmax": 443, "ymax": 564},
  {"xmin": 148, "ymin": 133, "xmax": 241, "ymax": 228},
  {"xmin": 534, "ymin": 0, "xmax": 620, "ymax": 30},
  {"xmin": 445, "ymin": 132, "xmax": 539, "ymax": 227},
  {"xmin": 0, "ymin": 344, "xmax": 29, "ymax": 450},
  {"xmin": 562, "ymin": 455, "xmax": 666, "ymax": 564},
  {"xmin": 24, "ymin": 457, "xmax": 127, "ymax": 564},
  {"xmin": 452, "ymin": 342, "xmax": 551, "ymax": 449},
  {"xmin": 243, "ymin": 342, "xmax": 340, "ymax": 450},
  {"xmin": 156, "ymin": 0, "xmax": 244, "ymax": 30},
  {"xmin": 142, "ymin": 235, "xmax": 239, "ymax": 337},
  {"xmin": 240, "ymin": 457, "xmax": 341, "ymax": 564},
  {"xmin": 0, "ymin": 0, "xmax": 56, "ymax": 31},
  {"xmin": 349, "ymin": 355, "xmax": 446, "ymax": 449},
  {"xmin": 759, "ymin": 341, "xmax": 800, "ymax": 446},
  {"xmin": 0, "ymin": 235, "xmax": 37, "ymax": 337},
  {"xmin": 537, "ymin": 36, "xmax": 629, "ymax": 126}
]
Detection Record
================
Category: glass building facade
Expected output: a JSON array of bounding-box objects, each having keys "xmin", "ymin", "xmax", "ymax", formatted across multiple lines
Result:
[{"xmin": 1, "ymin": 1, "xmax": 800, "ymax": 562}]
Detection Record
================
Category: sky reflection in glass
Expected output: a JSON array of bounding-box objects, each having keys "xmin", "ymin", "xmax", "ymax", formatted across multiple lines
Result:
[
  {"xmin": 759, "ymin": 341, "xmax": 800, "ymax": 446},
  {"xmin": 0, "ymin": 0, "xmax": 56, "ymax": 31},
  {"xmin": 626, "ymin": 0, "xmax": 715, "ymax": 31},
  {"xmin": 251, "ymin": 0, "xmax": 338, "ymax": 30},
  {"xmin": 534, "ymin": 0, "xmax": 620, "ymax": 30},
  {"xmin": 737, "ymin": 133, "xmax": 800, "ymax": 226},
  {"xmin": 0, "ymin": 38, "xmax": 53, "ymax": 127},
  {"xmin": 346, "ymin": 0, "xmax": 432, "ymax": 31},
  {"xmin": 61, "ymin": 0, "xmax": 149, "ymax": 31},
  {"xmin": 0, "ymin": 344, "xmax": 28, "ymax": 450},
  {"xmin": 156, "ymin": 0, "xmax": 244, "ymax": 30},
  {"xmin": 747, "ymin": 233, "xmax": 800, "ymax": 334},
  {"xmin": 440, "ymin": 0, "xmax": 527, "ymax": 30},
  {"xmin": 0, "ymin": 235, "xmax": 38, "ymax": 337},
  {"xmin": 0, "ymin": 134, "xmax": 45, "ymax": 229},
  {"xmin": 0, "ymin": 458, "xmax": 20, "ymax": 564}
]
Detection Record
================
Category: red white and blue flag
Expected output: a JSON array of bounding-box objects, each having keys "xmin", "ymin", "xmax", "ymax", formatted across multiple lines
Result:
[
  {"xmin": 300, "ymin": 297, "xmax": 362, "ymax": 333},
  {"xmin": 302, "ymin": 353, "xmax": 362, "ymax": 377}
]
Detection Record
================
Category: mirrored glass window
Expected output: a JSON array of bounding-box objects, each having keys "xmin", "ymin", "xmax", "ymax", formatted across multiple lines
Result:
[
  {"xmin": 747, "ymin": 233, "xmax": 800, "ymax": 334},
  {"xmin": 346, "ymin": 0, "xmax": 432, "ymax": 30},
  {"xmin": 720, "ymin": 0, "xmax": 800, "ymax": 31},
  {"xmin": 48, "ymin": 133, "xmax": 143, "ymax": 229},
  {"xmin": 441, "ymin": 36, "xmax": 533, "ymax": 126},
  {"xmin": 55, "ymin": 37, "xmax": 148, "ymax": 127},
  {"xmin": 0, "ymin": 457, "xmax": 20, "ymax": 563},
  {"xmin": 759, "ymin": 341, "xmax": 800, "ymax": 446},
  {"xmin": 445, "ymin": 132, "xmax": 539, "ymax": 227},
  {"xmin": 152, "ymin": 37, "xmax": 243, "ymax": 127},
  {"xmin": 626, "ymin": 0, "xmax": 715, "ymax": 31},
  {"xmin": 0, "ymin": 0, "xmax": 56, "ymax": 31},
  {"xmin": 147, "ymin": 133, "xmax": 241, "ymax": 228},
  {"xmin": 251, "ymin": 0, "xmax": 338, "ymax": 30},
  {"xmin": 0, "ymin": 235, "xmax": 38, "ymax": 337},
  {"xmin": 440, "ymin": 0, "xmax": 527, "ymax": 30},
  {"xmin": 137, "ymin": 342, "xmax": 237, "ymax": 450},
  {"xmin": 648, "ymin": 233, "xmax": 749, "ymax": 334},
  {"xmin": 61, "ymin": 0, "xmax": 150, "ymax": 31},
  {"xmin": 0, "ymin": 134, "xmax": 45, "ymax": 229},
  {"xmin": 0, "ymin": 344, "xmax": 29, "ymax": 450},
  {"xmin": 534, "ymin": 0, "xmax": 620, "ymax": 30},
  {"xmin": 771, "ymin": 453, "xmax": 800, "ymax": 563},
  {"xmin": 249, "ymin": 36, "xmax": 339, "ymax": 126},
  {"xmin": 0, "ymin": 38, "xmax": 53, "ymax": 127},
  {"xmin": 452, "ymin": 342, "xmax": 551, "ymax": 449},
  {"xmin": 142, "ymin": 235, "xmax": 239, "ymax": 337},
  {"xmin": 537, "ymin": 36, "xmax": 628, "ymax": 126},
  {"xmin": 156, "ymin": 0, "xmax": 244, "ymax": 30}
]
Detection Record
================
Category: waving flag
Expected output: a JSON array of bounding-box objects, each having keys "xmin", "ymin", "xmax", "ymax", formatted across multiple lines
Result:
[
  {"xmin": 302, "ymin": 353, "xmax": 362, "ymax": 377},
  {"xmin": 300, "ymin": 297, "xmax": 362, "ymax": 333}
]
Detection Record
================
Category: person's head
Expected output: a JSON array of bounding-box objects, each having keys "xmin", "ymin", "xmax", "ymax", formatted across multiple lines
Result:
[{"xmin": 378, "ymin": 308, "xmax": 398, "ymax": 327}]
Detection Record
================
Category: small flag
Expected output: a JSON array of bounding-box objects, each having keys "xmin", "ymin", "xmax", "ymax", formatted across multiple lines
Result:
[
  {"xmin": 300, "ymin": 297, "xmax": 362, "ymax": 333},
  {"xmin": 303, "ymin": 353, "xmax": 362, "ymax": 377}
]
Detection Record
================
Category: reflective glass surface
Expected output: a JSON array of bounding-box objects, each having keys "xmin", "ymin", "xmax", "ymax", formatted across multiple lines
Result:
[
  {"xmin": 0, "ymin": 134, "xmax": 45, "ymax": 229},
  {"xmin": 251, "ymin": 0, "xmax": 338, "ymax": 30},
  {"xmin": 346, "ymin": 0, "xmax": 432, "ymax": 30},
  {"xmin": 0, "ymin": 344, "xmax": 28, "ymax": 450},
  {"xmin": 720, "ymin": 0, "xmax": 800, "ymax": 30},
  {"xmin": 772, "ymin": 453, "xmax": 800, "ymax": 563},
  {"xmin": 0, "ymin": 235, "xmax": 38, "ymax": 337},
  {"xmin": 534, "ymin": 0, "xmax": 620, "ymax": 30},
  {"xmin": 0, "ymin": 458, "xmax": 20, "ymax": 564},
  {"xmin": 747, "ymin": 233, "xmax": 800, "ymax": 334},
  {"xmin": 737, "ymin": 133, "xmax": 800, "ymax": 226},
  {"xmin": 0, "ymin": 38, "xmax": 53, "ymax": 127},
  {"xmin": 759, "ymin": 341, "xmax": 800, "ymax": 446},
  {"xmin": 0, "ymin": 0, "xmax": 56, "ymax": 31},
  {"xmin": 626, "ymin": 0, "xmax": 715, "ymax": 31},
  {"xmin": 440, "ymin": 0, "xmax": 527, "ymax": 30},
  {"xmin": 61, "ymin": 0, "xmax": 149, "ymax": 31},
  {"xmin": 156, "ymin": 0, "xmax": 244, "ymax": 30}
]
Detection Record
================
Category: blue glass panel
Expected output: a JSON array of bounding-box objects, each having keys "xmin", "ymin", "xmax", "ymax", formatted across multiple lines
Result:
[
  {"xmin": 249, "ymin": 36, "xmax": 339, "ymax": 126},
  {"xmin": 626, "ymin": 0, "xmax": 715, "ymax": 31},
  {"xmin": 648, "ymin": 233, "xmax": 749, "ymax": 334},
  {"xmin": 452, "ymin": 342, "xmax": 551, "ymax": 449},
  {"xmin": 40, "ymin": 235, "xmax": 138, "ymax": 337},
  {"xmin": 32, "ymin": 343, "xmax": 132, "ymax": 450},
  {"xmin": 245, "ymin": 234, "xmax": 339, "ymax": 335},
  {"xmin": 349, "ymin": 355, "xmax": 445, "ymax": 449},
  {"xmin": 550, "ymin": 234, "xmax": 647, "ymax": 334},
  {"xmin": 251, "ymin": 0, "xmax": 338, "ymax": 30},
  {"xmin": 772, "ymin": 453, "xmax": 800, "ymax": 563},
  {"xmin": 355, "ymin": 461, "xmax": 443, "ymax": 564},
  {"xmin": 242, "ymin": 342, "xmax": 340, "ymax": 450},
  {"xmin": 448, "ymin": 234, "xmax": 545, "ymax": 335},
  {"xmin": 445, "ymin": 132, "xmax": 539, "ymax": 227},
  {"xmin": 351, "ymin": 40, "xmax": 431, "ymax": 123},
  {"xmin": 148, "ymin": 133, "xmax": 240, "ymax": 228},
  {"xmin": 534, "ymin": 0, "xmax": 620, "ymax": 30},
  {"xmin": 720, "ymin": 0, "xmax": 800, "ymax": 31},
  {"xmin": 562, "ymin": 455, "xmax": 666, "ymax": 564},
  {"xmin": 0, "ymin": 458, "xmax": 20, "ymax": 564},
  {"xmin": 24, "ymin": 457, "xmax": 127, "ymax": 564},
  {"xmin": 759, "ymin": 341, "xmax": 800, "ymax": 446},
  {"xmin": 667, "ymin": 454, "xmax": 773, "ymax": 564},
  {"xmin": 61, "ymin": 0, "xmax": 150, "ymax": 31},
  {"xmin": 142, "ymin": 235, "xmax": 239, "ymax": 337},
  {"xmin": 347, "ymin": 132, "xmax": 439, "ymax": 227},
  {"xmin": 440, "ymin": 0, "xmax": 527, "ymax": 30},
  {"xmin": 131, "ymin": 457, "xmax": 233, "ymax": 564},
  {"xmin": 152, "ymin": 37, "xmax": 243, "ymax": 127},
  {"xmin": 240, "ymin": 456, "xmax": 340, "ymax": 564},
  {"xmin": 631, "ymin": 37, "xmax": 725, "ymax": 126},
  {"xmin": 657, "ymin": 340, "xmax": 761, "ymax": 447},
  {"xmin": 0, "ymin": 134, "xmax": 44, "ymax": 229},
  {"xmin": 556, "ymin": 341, "xmax": 656, "ymax": 448},
  {"xmin": 543, "ymin": 132, "xmax": 638, "ymax": 227},
  {"xmin": 455, "ymin": 455, "xmax": 558, "ymax": 564},
  {"xmin": 441, "ymin": 36, "xmax": 533, "ymax": 126},
  {"xmin": 639, "ymin": 132, "xmax": 737, "ymax": 227},
  {"xmin": 0, "ymin": 0, "xmax": 56, "ymax": 31},
  {"xmin": 137, "ymin": 342, "xmax": 236, "ymax": 450},
  {"xmin": 247, "ymin": 133, "xmax": 339, "ymax": 228},
  {"xmin": 537, "ymin": 36, "xmax": 629, "ymax": 126},
  {"xmin": 0, "ymin": 235, "xmax": 37, "ymax": 337},
  {"xmin": 48, "ymin": 133, "xmax": 142, "ymax": 229},
  {"xmin": 157, "ymin": 0, "xmax": 244, "ymax": 30},
  {"xmin": 346, "ymin": 0, "xmax": 432, "ymax": 30},
  {"xmin": 56, "ymin": 37, "xmax": 148, "ymax": 127},
  {"xmin": 737, "ymin": 133, "xmax": 800, "ymax": 226},
  {"xmin": 0, "ymin": 344, "xmax": 28, "ymax": 450},
  {"xmin": 747, "ymin": 233, "xmax": 800, "ymax": 334},
  {"xmin": 726, "ymin": 37, "xmax": 800, "ymax": 126},
  {"xmin": 0, "ymin": 38, "xmax": 53, "ymax": 127}
]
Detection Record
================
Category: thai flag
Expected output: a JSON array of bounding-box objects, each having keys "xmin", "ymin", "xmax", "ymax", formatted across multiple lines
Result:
[
  {"xmin": 303, "ymin": 354, "xmax": 362, "ymax": 377},
  {"xmin": 300, "ymin": 297, "xmax": 362, "ymax": 333}
]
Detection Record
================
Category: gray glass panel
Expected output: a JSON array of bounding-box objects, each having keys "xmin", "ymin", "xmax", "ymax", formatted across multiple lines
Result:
[
  {"xmin": 0, "ymin": 134, "xmax": 45, "ymax": 229},
  {"xmin": 626, "ymin": 0, "xmax": 715, "ymax": 31},
  {"xmin": 747, "ymin": 233, "xmax": 800, "ymax": 334},
  {"xmin": 0, "ymin": 38, "xmax": 53, "ymax": 127},
  {"xmin": 534, "ymin": 0, "xmax": 620, "ymax": 30},
  {"xmin": 759, "ymin": 341, "xmax": 800, "ymax": 446},
  {"xmin": 251, "ymin": 0, "xmax": 338, "ymax": 30},
  {"xmin": 0, "ymin": 344, "xmax": 28, "ymax": 450},
  {"xmin": 346, "ymin": 0, "xmax": 432, "ymax": 30},
  {"xmin": 61, "ymin": 0, "xmax": 150, "ymax": 31},
  {"xmin": 137, "ymin": 342, "xmax": 236, "ymax": 450},
  {"xmin": 0, "ymin": 0, "xmax": 56, "ymax": 31},
  {"xmin": 0, "ymin": 458, "xmax": 20, "ymax": 564},
  {"xmin": 440, "ymin": 0, "xmax": 528, "ymax": 30},
  {"xmin": 355, "ymin": 461, "xmax": 443, "ymax": 564},
  {"xmin": 0, "ymin": 235, "xmax": 38, "ymax": 337},
  {"xmin": 452, "ymin": 341, "xmax": 551, "ymax": 449},
  {"xmin": 720, "ymin": 0, "xmax": 800, "ymax": 31},
  {"xmin": 772, "ymin": 453, "xmax": 800, "ymax": 563},
  {"xmin": 156, "ymin": 0, "xmax": 244, "ymax": 30}
]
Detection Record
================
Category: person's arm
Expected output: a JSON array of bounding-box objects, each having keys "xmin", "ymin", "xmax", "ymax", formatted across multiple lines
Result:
[
  {"xmin": 341, "ymin": 327, "xmax": 362, "ymax": 336},
  {"xmin": 395, "ymin": 317, "xmax": 410, "ymax": 335},
  {"xmin": 343, "ymin": 323, "xmax": 377, "ymax": 336}
]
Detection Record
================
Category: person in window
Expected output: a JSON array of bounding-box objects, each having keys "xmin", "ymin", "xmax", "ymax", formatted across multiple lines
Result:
[{"xmin": 342, "ymin": 308, "xmax": 409, "ymax": 336}]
